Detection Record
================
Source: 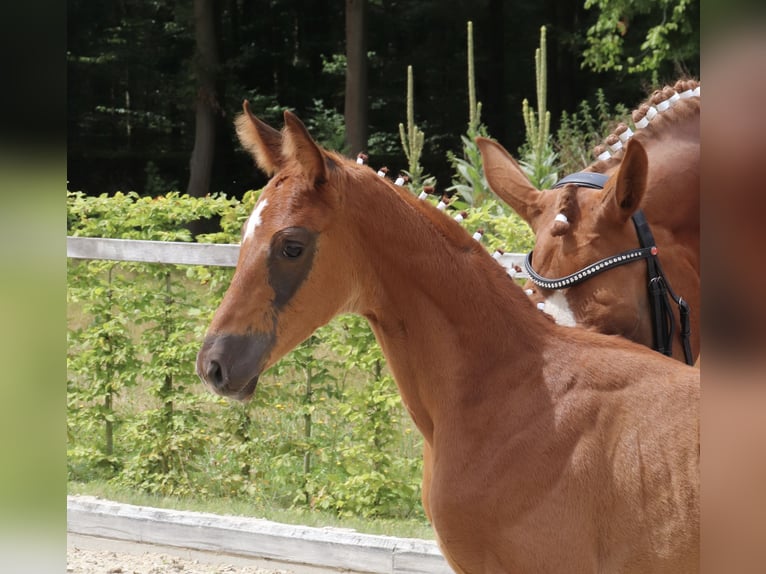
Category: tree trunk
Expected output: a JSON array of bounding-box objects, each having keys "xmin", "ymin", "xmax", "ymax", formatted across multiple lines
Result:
[
  {"xmin": 344, "ymin": 0, "xmax": 368, "ymax": 156},
  {"xmin": 187, "ymin": 0, "xmax": 220, "ymax": 199}
]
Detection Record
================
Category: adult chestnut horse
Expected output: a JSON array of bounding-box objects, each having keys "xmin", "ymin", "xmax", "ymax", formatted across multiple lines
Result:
[
  {"xmin": 197, "ymin": 107, "xmax": 699, "ymax": 573},
  {"xmin": 478, "ymin": 80, "xmax": 700, "ymax": 364}
]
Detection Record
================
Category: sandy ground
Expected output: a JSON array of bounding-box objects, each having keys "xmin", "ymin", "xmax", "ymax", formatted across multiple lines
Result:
[{"xmin": 67, "ymin": 534, "xmax": 343, "ymax": 574}]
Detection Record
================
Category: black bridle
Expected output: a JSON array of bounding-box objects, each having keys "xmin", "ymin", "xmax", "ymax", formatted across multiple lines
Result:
[{"xmin": 524, "ymin": 172, "xmax": 694, "ymax": 365}]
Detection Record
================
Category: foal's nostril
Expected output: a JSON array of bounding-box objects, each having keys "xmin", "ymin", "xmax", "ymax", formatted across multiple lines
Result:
[{"xmin": 206, "ymin": 360, "xmax": 225, "ymax": 388}]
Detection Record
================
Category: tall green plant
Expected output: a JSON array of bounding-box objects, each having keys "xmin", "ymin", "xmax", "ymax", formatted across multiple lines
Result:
[
  {"xmin": 398, "ymin": 65, "xmax": 427, "ymax": 188},
  {"xmin": 518, "ymin": 26, "xmax": 559, "ymax": 190},
  {"xmin": 448, "ymin": 21, "xmax": 491, "ymax": 206}
]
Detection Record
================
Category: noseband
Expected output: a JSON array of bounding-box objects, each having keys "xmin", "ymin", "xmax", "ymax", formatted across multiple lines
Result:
[{"xmin": 524, "ymin": 172, "xmax": 694, "ymax": 365}]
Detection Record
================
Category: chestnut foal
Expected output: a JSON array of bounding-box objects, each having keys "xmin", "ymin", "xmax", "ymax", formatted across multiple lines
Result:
[{"xmin": 197, "ymin": 107, "xmax": 699, "ymax": 573}]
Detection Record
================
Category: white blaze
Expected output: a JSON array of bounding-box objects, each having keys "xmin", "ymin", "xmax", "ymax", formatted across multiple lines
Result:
[
  {"xmin": 541, "ymin": 291, "xmax": 577, "ymax": 327},
  {"xmin": 243, "ymin": 198, "xmax": 269, "ymax": 242}
]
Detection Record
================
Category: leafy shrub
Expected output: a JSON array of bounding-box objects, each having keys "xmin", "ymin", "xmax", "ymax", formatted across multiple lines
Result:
[
  {"xmin": 555, "ymin": 89, "xmax": 630, "ymax": 174},
  {"xmin": 67, "ymin": 192, "xmax": 238, "ymax": 495}
]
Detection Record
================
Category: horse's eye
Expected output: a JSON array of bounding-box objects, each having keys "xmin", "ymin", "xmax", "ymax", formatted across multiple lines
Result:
[{"xmin": 282, "ymin": 242, "xmax": 304, "ymax": 258}]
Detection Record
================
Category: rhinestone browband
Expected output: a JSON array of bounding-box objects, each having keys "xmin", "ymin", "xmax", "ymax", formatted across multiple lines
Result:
[{"xmin": 524, "ymin": 246, "xmax": 657, "ymax": 290}]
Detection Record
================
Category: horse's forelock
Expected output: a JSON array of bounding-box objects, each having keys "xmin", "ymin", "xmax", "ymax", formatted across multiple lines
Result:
[{"xmin": 554, "ymin": 184, "xmax": 579, "ymax": 226}]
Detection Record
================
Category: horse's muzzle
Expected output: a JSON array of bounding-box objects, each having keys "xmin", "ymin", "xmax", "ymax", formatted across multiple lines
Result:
[{"xmin": 196, "ymin": 332, "xmax": 274, "ymax": 401}]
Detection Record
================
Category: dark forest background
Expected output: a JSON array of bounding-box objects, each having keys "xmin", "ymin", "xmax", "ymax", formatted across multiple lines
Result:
[{"xmin": 67, "ymin": 0, "xmax": 699, "ymax": 199}]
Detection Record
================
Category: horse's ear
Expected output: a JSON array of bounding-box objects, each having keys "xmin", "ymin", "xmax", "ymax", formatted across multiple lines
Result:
[
  {"xmin": 604, "ymin": 138, "xmax": 648, "ymax": 221},
  {"xmin": 235, "ymin": 100, "xmax": 284, "ymax": 176},
  {"xmin": 282, "ymin": 110, "xmax": 328, "ymax": 184},
  {"xmin": 476, "ymin": 137, "xmax": 544, "ymax": 228}
]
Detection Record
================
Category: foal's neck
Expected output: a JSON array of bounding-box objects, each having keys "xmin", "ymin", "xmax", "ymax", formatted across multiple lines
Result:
[{"xmin": 345, "ymin": 173, "xmax": 550, "ymax": 441}]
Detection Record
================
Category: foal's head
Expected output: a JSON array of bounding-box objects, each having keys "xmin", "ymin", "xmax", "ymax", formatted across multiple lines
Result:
[{"xmin": 196, "ymin": 105, "xmax": 357, "ymax": 400}]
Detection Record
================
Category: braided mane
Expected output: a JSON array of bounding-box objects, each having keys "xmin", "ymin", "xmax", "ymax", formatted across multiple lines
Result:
[{"xmin": 589, "ymin": 79, "xmax": 701, "ymax": 174}]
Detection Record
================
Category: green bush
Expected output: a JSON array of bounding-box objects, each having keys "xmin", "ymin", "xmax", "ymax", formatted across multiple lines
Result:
[
  {"xmin": 67, "ymin": 192, "xmax": 239, "ymax": 496},
  {"xmin": 555, "ymin": 89, "xmax": 630, "ymax": 174},
  {"xmin": 67, "ymin": 261, "xmax": 139, "ymax": 479}
]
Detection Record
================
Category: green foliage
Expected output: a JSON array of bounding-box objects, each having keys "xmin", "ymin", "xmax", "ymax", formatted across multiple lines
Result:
[
  {"xmin": 367, "ymin": 130, "xmax": 402, "ymax": 156},
  {"xmin": 66, "ymin": 190, "xmax": 240, "ymax": 241},
  {"xmin": 68, "ymin": 262, "xmax": 139, "ymax": 478},
  {"xmin": 144, "ymin": 161, "xmax": 179, "ymax": 196},
  {"xmin": 271, "ymin": 333, "xmax": 342, "ymax": 508},
  {"xmin": 320, "ymin": 53, "xmax": 348, "ymax": 77},
  {"xmin": 67, "ymin": 191, "xmax": 238, "ymax": 495},
  {"xmin": 305, "ymin": 99, "xmax": 348, "ymax": 153},
  {"xmin": 111, "ymin": 267, "xmax": 211, "ymax": 497},
  {"xmin": 461, "ymin": 198, "xmax": 536, "ymax": 255},
  {"xmin": 319, "ymin": 316, "xmax": 422, "ymax": 519},
  {"xmin": 333, "ymin": 372, "xmax": 419, "ymax": 519},
  {"xmin": 582, "ymin": 0, "xmax": 699, "ymax": 76},
  {"xmin": 68, "ymin": 0, "xmax": 697, "ymax": 198},
  {"xmin": 555, "ymin": 89, "xmax": 630, "ymax": 173}
]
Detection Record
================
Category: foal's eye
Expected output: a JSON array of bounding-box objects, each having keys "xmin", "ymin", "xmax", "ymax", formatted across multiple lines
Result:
[{"xmin": 282, "ymin": 242, "xmax": 304, "ymax": 258}]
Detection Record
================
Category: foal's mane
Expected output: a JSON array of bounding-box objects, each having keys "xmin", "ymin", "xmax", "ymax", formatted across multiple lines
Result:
[
  {"xmin": 588, "ymin": 78, "xmax": 701, "ymax": 175},
  {"xmin": 331, "ymin": 151, "xmax": 480, "ymax": 254}
]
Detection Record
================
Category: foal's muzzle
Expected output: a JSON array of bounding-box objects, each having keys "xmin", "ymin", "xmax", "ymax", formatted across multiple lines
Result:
[{"xmin": 196, "ymin": 332, "xmax": 274, "ymax": 401}]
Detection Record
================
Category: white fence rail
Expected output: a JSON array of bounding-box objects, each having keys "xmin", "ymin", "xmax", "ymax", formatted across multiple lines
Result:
[
  {"xmin": 66, "ymin": 236, "xmax": 240, "ymax": 267},
  {"xmin": 66, "ymin": 236, "xmax": 529, "ymax": 278},
  {"xmin": 68, "ymin": 496, "xmax": 451, "ymax": 574}
]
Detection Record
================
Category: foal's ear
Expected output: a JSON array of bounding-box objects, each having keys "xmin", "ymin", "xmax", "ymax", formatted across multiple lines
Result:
[
  {"xmin": 476, "ymin": 137, "xmax": 544, "ymax": 229},
  {"xmin": 604, "ymin": 138, "xmax": 648, "ymax": 222},
  {"xmin": 282, "ymin": 110, "xmax": 328, "ymax": 185},
  {"xmin": 235, "ymin": 100, "xmax": 284, "ymax": 176}
]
